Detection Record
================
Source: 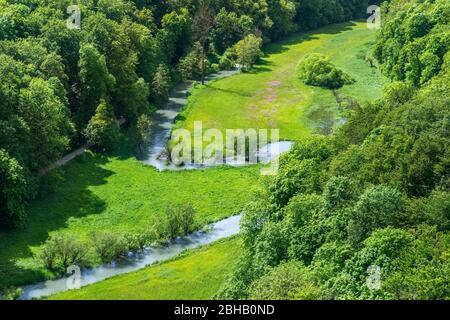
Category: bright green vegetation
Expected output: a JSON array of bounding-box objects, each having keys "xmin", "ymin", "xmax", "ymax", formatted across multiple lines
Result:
[
  {"xmin": 48, "ymin": 237, "xmax": 241, "ymax": 300},
  {"xmin": 0, "ymin": 141, "xmax": 259, "ymax": 287},
  {"xmin": 175, "ymin": 22, "xmax": 388, "ymax": 140},
  {"xmin": 217, "ymin": 0, "xmax": 450, "ymax": 301}
]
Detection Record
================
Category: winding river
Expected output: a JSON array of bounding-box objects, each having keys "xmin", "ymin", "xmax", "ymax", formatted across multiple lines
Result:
[{"xmin": 14, "ymin": 70, "xmax": 293, "ymax": 300}]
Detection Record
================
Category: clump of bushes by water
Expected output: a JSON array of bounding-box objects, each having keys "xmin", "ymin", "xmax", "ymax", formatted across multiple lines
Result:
[
  {"xmin": 39, "ymin": 234, "xmax": 88, "ymax": 272},
  {"xmin": 1, "ymin": 286, "xmax": 24, "ymax": 300},
  {"xmin": 36, "ymin": 205, "xmax": 196, "ymax": 272},
  {"xmin": 154, "ymin": 204, "xmax": 196, "ymax": 239},
  {"xmin": 297, "ymin": 53, "xmax": 354, "ymax": 89}
]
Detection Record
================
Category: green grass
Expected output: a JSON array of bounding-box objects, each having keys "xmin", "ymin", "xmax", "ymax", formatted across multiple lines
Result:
[
  {"xmin": 48, "ymin": 237, "xmax": 241, "ymax": 300},
  {"xmin": 0, "ymin": 140, "xmax": 259, "ymax": 288},
  {"xmin": 175, "ymin": 21, "xmax": 388, "ymax": 140}
]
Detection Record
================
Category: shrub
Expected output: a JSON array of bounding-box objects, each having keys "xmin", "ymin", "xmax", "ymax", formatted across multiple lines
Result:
[
  {"xmin": 39, "ymin": 234, "xmax": 88, "ymax": 270},
  {"xmin": 152, "ymin": 64, "xmax": 171, "ymax": 102},
  {"xmin": 155, "ymin": 204, "xmax": 196, "ymax": 239},
  {"xmin": 90, "ymin": 232, "xmax": 128, "ymax": 263},
  {"xmin": 297, "ymin": 53, "xmax": 354, "ymax": 89},
  {"xmin": 83, "ymin": 99, "xmax": 120, "ymax": 151},
  {"xmin": 178, "ymin": 43, "xmax": 203, "ymax": 81},
  {"xmin": 1, "ymin": 286, "xmax": 23, "ymax": 300},
  {"xmin": 235, "ymin": 34, "xmax": 263, "ymax": 69}
]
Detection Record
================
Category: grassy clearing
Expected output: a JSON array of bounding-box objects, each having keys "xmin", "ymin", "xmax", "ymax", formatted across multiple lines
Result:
[
  {"xmin": 175, "ymin": 21, "xmax": 388, "ymax": 140},
  {"xmin": 0, "ymin": 139, "xmax": 259, "ymax": 288},
  {"xmin": 48, "ymin": 237, "xmax": 241, "ymax": 300}
]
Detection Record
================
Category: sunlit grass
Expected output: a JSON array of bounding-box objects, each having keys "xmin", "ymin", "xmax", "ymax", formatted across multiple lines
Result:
[{"xmin": 175, "ymin": 21, "xmax": 387, "ymax": 140}]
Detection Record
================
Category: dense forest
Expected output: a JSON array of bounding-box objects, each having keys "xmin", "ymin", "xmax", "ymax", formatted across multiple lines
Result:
[
  {"xmin": 215, "ymin": 0, "xmax": 450, "ymax": 300},
  {"xmin": 1, "ymin": 0, "xmax": 382, "ymax": 229}
]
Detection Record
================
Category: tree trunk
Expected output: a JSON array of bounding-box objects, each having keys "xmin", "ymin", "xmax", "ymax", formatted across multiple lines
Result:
[{"xmin": 201, "ymin": 45, "xmax": 205, "ymax": 85}]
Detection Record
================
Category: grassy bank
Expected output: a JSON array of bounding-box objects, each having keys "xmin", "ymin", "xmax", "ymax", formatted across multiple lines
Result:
[{"xmin": 49, "ymin": 237, "xmax": 241, "ymax": 300}]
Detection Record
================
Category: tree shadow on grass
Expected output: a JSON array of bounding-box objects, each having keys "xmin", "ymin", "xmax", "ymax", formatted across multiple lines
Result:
[
  {"xmin": 0, "ymin": 152, "xmax": 115, "ymax": 287},
  {"xmin": 264, "ymin": 21, "xmax": 358, "ymax": 56},
  {"xmin": 203, "ymin": 83, "xmax": 255, "ymax": 97}
]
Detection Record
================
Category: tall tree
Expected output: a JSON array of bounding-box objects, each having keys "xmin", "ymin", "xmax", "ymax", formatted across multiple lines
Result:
[{"xmin": 192, "ymin": 2, "xmax": 215, "ymax": 84}]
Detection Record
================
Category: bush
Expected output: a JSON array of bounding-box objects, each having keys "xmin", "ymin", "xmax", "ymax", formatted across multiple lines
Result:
[
  {"xmin": 219, "ymin": 48, "xmax": 236, "ymax": 70},
  {"xmin": 178, "ymin": 43, "xmax": 203, "ymax": 81},
  {"xmin": 1, "ymin": 286, "xmax": 23, "ymax": 300},
  {"xmin": 83, "ymin": 100, "xmax": 120, "ymax": 151},
  {"xmin": 152, "ymin": 64, "xmax": 171, "ymax": 102},
  {"xmin": 135, "ymin": 114, "xmax": 152, "ymax": 150},
  {"xmin": 297, "ymin": 53, "xmax": 354, "ymax": 89},
  {"xmin": 39, "ymin": 234, "xmax": 88, "ymax": 270},
  {"xmin": 235, "ymin": 34, "xmax": 263, "ymax": 69},
  {"xmin": 90, "ymin": 232, "xmax": 128, "ymax": 263},
  {"xmin": 155, "ymin": 204, "xmax": 196, "ymax": 239}
]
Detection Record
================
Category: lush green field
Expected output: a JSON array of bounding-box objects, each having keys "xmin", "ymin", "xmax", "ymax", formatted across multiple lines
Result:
[
  {"xmin": 49, "ymin": 237, "xmax": 241, "ymax": 300},
  {"xmin": 0, "ymin": 141, "xmax": 259, "ymax": 288},
  {"xmin": 175, "ymin": 21, "xmax": 387, "ymax": 139}
]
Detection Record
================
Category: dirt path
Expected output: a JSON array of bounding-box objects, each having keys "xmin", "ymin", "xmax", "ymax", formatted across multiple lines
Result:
[{"xmin": 41, "ymin": 118, "xmax": 126, "ymax": 174}]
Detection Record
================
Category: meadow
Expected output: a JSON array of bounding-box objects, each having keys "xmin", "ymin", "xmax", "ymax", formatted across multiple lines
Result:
[
  {"xmin": 175, "ymin": 21, "xmax": 387, "ymax": 139},
  {"xmin": 0, "ymin": 140, "xmax": 259, "ymax": 287}
]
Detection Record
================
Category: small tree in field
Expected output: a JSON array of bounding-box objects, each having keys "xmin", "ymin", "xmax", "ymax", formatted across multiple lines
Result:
[
  {"xmin": 192, "ymin": 2, "xmax": 215, "ymax": 85},
  {"xmin": 235, "ymin": 34, "xmax": 263, "ymax": 70},
  {"xmin": 84, "ymin": 99, "xmax": 119, "ymax": 151},
  {"xmin": 297, "ymin": 53, "xmax": 354, "ymax": 89}
]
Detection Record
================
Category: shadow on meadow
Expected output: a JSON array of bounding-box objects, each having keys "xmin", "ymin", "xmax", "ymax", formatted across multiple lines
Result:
[
  {"xmin": 264, "ymin": 21, "xmax": 357, "ymax": 56},
  {"xmin": 0, "ymin": 150, "xmax": 119, "ymax": 287}
]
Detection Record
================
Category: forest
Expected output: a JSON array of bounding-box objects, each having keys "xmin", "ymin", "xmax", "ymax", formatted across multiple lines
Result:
[{"xmin": 0, "ymin": 0, "xmax": 449, "ymax": 301}]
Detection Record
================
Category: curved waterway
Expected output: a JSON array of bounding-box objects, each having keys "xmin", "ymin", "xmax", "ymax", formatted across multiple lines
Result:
[
  {"xmin": 19, "ymin": 215, "xmax": 241, "ymax": 300},
  {"xmin": 16, "ymin": 70, "xmax": 294, "ymax": 300},
  {"xmin": 136, "ymin": 69, "xmax": 293, "ymax": 170}
]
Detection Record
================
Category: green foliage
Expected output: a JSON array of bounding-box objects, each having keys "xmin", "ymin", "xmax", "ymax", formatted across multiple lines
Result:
[
  {"xmin": 90, "ymin": 232, "xmax": 129, "ymax": 264},
  {"xmin": 152, "ymin": 64, "xmax": 172, "ymax": 102},
  {"xmin": 78, "ymin": 43, "xmax": 115, "ymax": 125},
  {"xmin": 218, "ymin": 0, "xmax": 450, "ymax": 298},
  {"xmin": 210, "ymin": 8, "xmax": 254, "ymax": 54},
  {"xmin": 135, "ymin": 114, "xmax": 152, "ymax": 147},
  {"xmin": 1, "ymin": 286, "xmax": 23, "ymax": 300},
  {"xmin": 0, "ymin": 149, "xmax": 27, "ymax": 229},
  {"xmin": 83, "ymin": 100, "xmax": 120, "ymax": 151},
  {"xmin": 39, "ymin": 234, "xmax": 88, "ymax": 271},
  {"xmin": 347, "ymin": 186, "xmax": 403, "ymax": 245},
  {"xmin": 178, "ymin": 43, "xmax": 204, "ymax": 81},
  {"xmin": 235, "ymin": 34, "xmax": 263, "ymax": 69},
  {"xmin": 298, "ymin": 53, "xmax": 354, "ymax": 89},
  {"xmin": 155, "ymin": 204, "xmax": 196, "ymax": 239},
  {"xmin": 374, "ymin": 0, "xmax": 450, "ymax": 86},
  {"xmin": 249, "ymin": 261, "xmax": 321, "ymax": 300}
]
